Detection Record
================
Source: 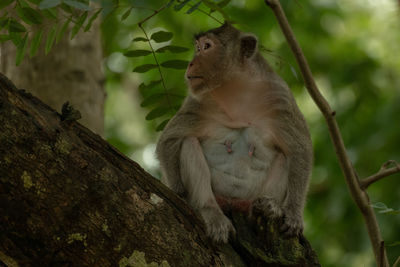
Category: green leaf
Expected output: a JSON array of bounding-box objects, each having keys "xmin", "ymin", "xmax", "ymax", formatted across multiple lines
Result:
[
  {"xmin": 17, "ymin": 7, "xmax": 43, "ymax": 25},
  {"xmin": 217, "ymin": 0, "xmax": 231, "ymax": 8},
  {"xmin": 166, "ymin": 0, "xmax": 175, "ymax": 8},
  {"xmin": 45, "ymin": 24, "xmax": 57, "ymax": 55},
  {"xmin": 186, "ymin": 1, "xmax": 201, "ymax": 14},
  {"xmin": 145, "ymin": 107, "xmax": 169, "ymax": 120},
  {"xmin": 156, "ymin": 119, "xmax": 170, "ymax": 131},
  {"xmin": 39, "ymin": 0, "xmax": 61, "ymax": 9},
  {"xmin": 27, "ymin": 0, "xmax": 42, "ymax": 4},
  {"xmin": 0, "ymin": 18, "xmax": 9, "ymax": 30},
  {"xmin": 0, "ymin": 0, "xmax": 14, "ymax": 9},
  {"xmin": 9, "ymin": 32, "xmax": 23, "ymax": 46},
  {"xmin": 150, "ymin": 31, "xmax": 173, "ymax": 43},
  {"xmin": 121, "ymin": 7, "xmax": 132, "ymax": 21},
  {"xmin": 42, "ymin": 8, "xmax": 58, "ymax": 19},
  {"xmin": 84, "ymin": 8, "xmax": 102, "ymax": 32},
  {"xmin": 0, "ymin": 34, "xmax": 10, "ymax": 43},
  {"xmin": 60, "ymin": 3, "xmax": 73, "ymax": 13},
  {"xmin": 64, "ymin": 0, "xmax": 90, "ymax": 11},
  {"xmin": 29, "ymin": 28, "xmax": 43, "ymax": 57},
  {"xmin": 56, "ymin": 18, "xmax": 71, "ymax": 44},
  {"xmin": 156, "ymin": 45, "xmax": 189, "ymax": 53},
  {"xmin": 174, "ymin": 0, "xmax": 191, "ymax": 11},
  {"xmin": 16, "ymin": 33, "xmax": 28, "ymax": 66},
  {"xmin": 161, "ymin": 60, "xmax": 189, "ymax": 69},
  {"xmin": 9, "ymin": 19, "xmax": 26, "ymax": 33},
  {"xmin": 124, "ymin": 50, "xmax": 152, "ymax": 57},
  {"xmin": 133, "ymin": 64, "xmax": 158, "ymax": 73},
  {"xmin": 138, "ymin": 80, "xmax": 162, "ymax": 97},
  {"xmin": 70, "ymin": 11, "xmax": 88, "ymax": 39},
  {"xmin": 140, "ymin": 93, "xmax": 166, "ymax": 107},
  {"xmin": 132, "ymin": 37, "xmax": 148, "ymax": 42}
]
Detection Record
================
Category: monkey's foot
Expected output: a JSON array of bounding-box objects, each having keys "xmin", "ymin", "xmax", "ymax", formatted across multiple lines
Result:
[
  {"xmin": 248, "ymin": 144, "xmax": 255, "ymax": 157},
  {"xmin": 224, "ymin": 140, "xmax": 233, "ymax": 154},
  {"xmin": 280, "ymin": 215, "xmax": 304, "ymax": 237},
  {"xmin": 200, "ymin": 207, "xmax": 236, "ymax": 243},
  {"xmin": 252, "ymin": 197, "xmax": 283, "ymax": 218}
]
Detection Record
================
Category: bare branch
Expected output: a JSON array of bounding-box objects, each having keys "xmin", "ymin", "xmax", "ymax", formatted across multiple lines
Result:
[
  {"xmin": 264, "ymin": 0, "xmax": 389, "ymax": 266},
  {"xmin": 361, "ymin": 161, "xmax": 400, "ymax": 189}
]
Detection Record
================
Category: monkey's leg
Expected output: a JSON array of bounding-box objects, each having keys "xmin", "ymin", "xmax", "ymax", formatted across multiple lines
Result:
[
  {"xmin": 279, "ymin": 152, "xmax": 311, "ymax": 237},
  {"xmin": 252, "ymin": 152, "xmax": 290, "ymax": 226},
  {"xmin": 180, "ymin": 137, "xmax": 235, "ymax": 243}
]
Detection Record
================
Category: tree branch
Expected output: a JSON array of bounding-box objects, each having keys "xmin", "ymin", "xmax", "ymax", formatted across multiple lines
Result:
[
  {"xmin": 361, "ymin": 161, "xmax": 400, "ymax": 189},
  {"xmin": 264, "ymin": 0, "xmax": 389, "ymax": 266}
]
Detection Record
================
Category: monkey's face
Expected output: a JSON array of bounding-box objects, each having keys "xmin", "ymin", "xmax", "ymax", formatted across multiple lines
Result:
[{"xmin": 186, "ymin": 35, "xmax": 228, "ymax": 95}]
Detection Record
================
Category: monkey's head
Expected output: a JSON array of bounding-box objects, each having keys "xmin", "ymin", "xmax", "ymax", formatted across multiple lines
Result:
[{"xmin": 186, "ymin": 23, "xmax": 259, "ymax": 96}]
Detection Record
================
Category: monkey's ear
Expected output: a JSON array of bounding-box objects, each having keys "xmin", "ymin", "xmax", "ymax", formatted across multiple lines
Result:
[{"xmin": 240, "ymin": 35, "xmax": 258, "ymax": 58}]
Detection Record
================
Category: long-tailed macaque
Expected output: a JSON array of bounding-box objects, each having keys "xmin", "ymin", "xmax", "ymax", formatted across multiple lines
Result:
[{"xmin": 156, "ymin": 23, "xmax": 313, "ymax": 243}]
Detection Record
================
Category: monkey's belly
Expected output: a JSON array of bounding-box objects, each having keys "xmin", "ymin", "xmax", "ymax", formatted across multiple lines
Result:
[{"xmin": 201, "ymin": 127, "xmax": 276, "ymax": 200}]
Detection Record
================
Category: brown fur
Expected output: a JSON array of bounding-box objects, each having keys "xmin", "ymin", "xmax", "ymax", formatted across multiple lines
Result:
[{"xmin": 156, "ymin": 23, "xmax": 313, "ymax": 242}]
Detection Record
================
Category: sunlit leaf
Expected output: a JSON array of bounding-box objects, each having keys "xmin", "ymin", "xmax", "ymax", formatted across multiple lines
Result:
[
  {"xmin": 156, "ymin": 45, "xmax": 189, "ymax": 53},
  {"xmin": 156, "ymin": 119, "xmax": 170, "ymax": 131},
  {"xmin": 145, "ymin": 107, "xmax": 169, "ymax": 120},
  {"xmin": 186, "ymin": 1, "xmax": 201, "ymax": 14},
  {"xmin": 150, "ymin": 31, "xmax": 173, "ymax": 43},
  {"xmin": 124, "ymin": 50, "xmax": 152, "ymax": 57},
  {"xmin": 387, "ymin": 241, "xmax": 400, "ymax": 247},
  {"xmin": 64, "ymin": 0, "xmax": 91, "ymax": 11},
  {"xmin": 84, "ymin": 8, "xmax": 102, "ymax": 32},
  {"xmin": 133, "ymin": 64, "xmax": 158, "ymax": 73},
  {"xmin": 30, "ymin": 28, "xmax": 43, "ymax": 57},
  {"xmin": 39, "ymin": 0, "xmax": 61, "ymax": 9},
  {"xmin": 16, "ymin": 33, "xmax": 28, "ymax": 66},
  {"xmin": 161, "ymin": 60, "xmax": 189, "ymax": 69},
  {"xmin": 45, "ymin": 24, "xmax": 57, "ymax": 55},
  {"xmin": 70, "ymin": 11, "xmax": 88, "ymax": 39}
]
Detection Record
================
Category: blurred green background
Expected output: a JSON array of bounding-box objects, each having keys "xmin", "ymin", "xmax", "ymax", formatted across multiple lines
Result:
[{"xmin": 101, "ymin": 0, "xmax": 400, "ymax": 266}]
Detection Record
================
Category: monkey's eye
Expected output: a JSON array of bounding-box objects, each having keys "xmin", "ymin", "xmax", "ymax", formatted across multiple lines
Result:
[{"xmin": 203, "ymin": 42, "xmax": 211, "ymax": 50}]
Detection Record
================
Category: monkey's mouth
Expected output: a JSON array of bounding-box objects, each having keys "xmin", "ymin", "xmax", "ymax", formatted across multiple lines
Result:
[{"xmin": 187, "ymin": 75, "xmax": 203, "ymax": 80}]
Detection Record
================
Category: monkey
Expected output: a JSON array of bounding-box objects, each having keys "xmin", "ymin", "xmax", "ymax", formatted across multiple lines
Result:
[{"xmin": 156, "ymin": 23, "xmax": 313, "ymax": 243}]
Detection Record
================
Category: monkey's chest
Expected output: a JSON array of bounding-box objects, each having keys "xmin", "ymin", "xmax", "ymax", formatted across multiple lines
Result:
[{"xmin": 201, "ymin": 127, "xmax": 276, "ymax": 200}]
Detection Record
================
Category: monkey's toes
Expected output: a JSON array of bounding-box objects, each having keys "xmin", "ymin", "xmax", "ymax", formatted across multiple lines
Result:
[
  {"xmin": 252, "ymin": 197, "xmax": 283, "ymax": 219},
  {"xmin": 280, "ymin": 216, "xmax": 303, "ymax": 238},
  {"xmin": 206, "ymin": 216, "xmax": 236, "ymax": 243}
]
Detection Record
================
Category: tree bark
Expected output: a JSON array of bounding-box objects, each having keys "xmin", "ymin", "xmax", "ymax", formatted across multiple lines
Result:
[
  {"xmin": 0, "ymin": 11, "xmax": 104, "ymax": 136},
  {"xmin": 0, "ymin": 73, "xmax": 320, "ymax": 267}
]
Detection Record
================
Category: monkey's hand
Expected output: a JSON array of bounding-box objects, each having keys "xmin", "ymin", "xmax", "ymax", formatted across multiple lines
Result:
[{"xmin": 200, "ymin": 207, "xmax": 236, "ymax": 243}]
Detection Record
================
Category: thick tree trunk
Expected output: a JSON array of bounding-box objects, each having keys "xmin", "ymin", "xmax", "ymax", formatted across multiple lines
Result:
[
  {"xmin": 0, "ymin": 12, "xmax": 104, "ymax": 135},
  {"xmin": 0, "ymin": 73, "xmax": 320, "ymax": 267}
]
